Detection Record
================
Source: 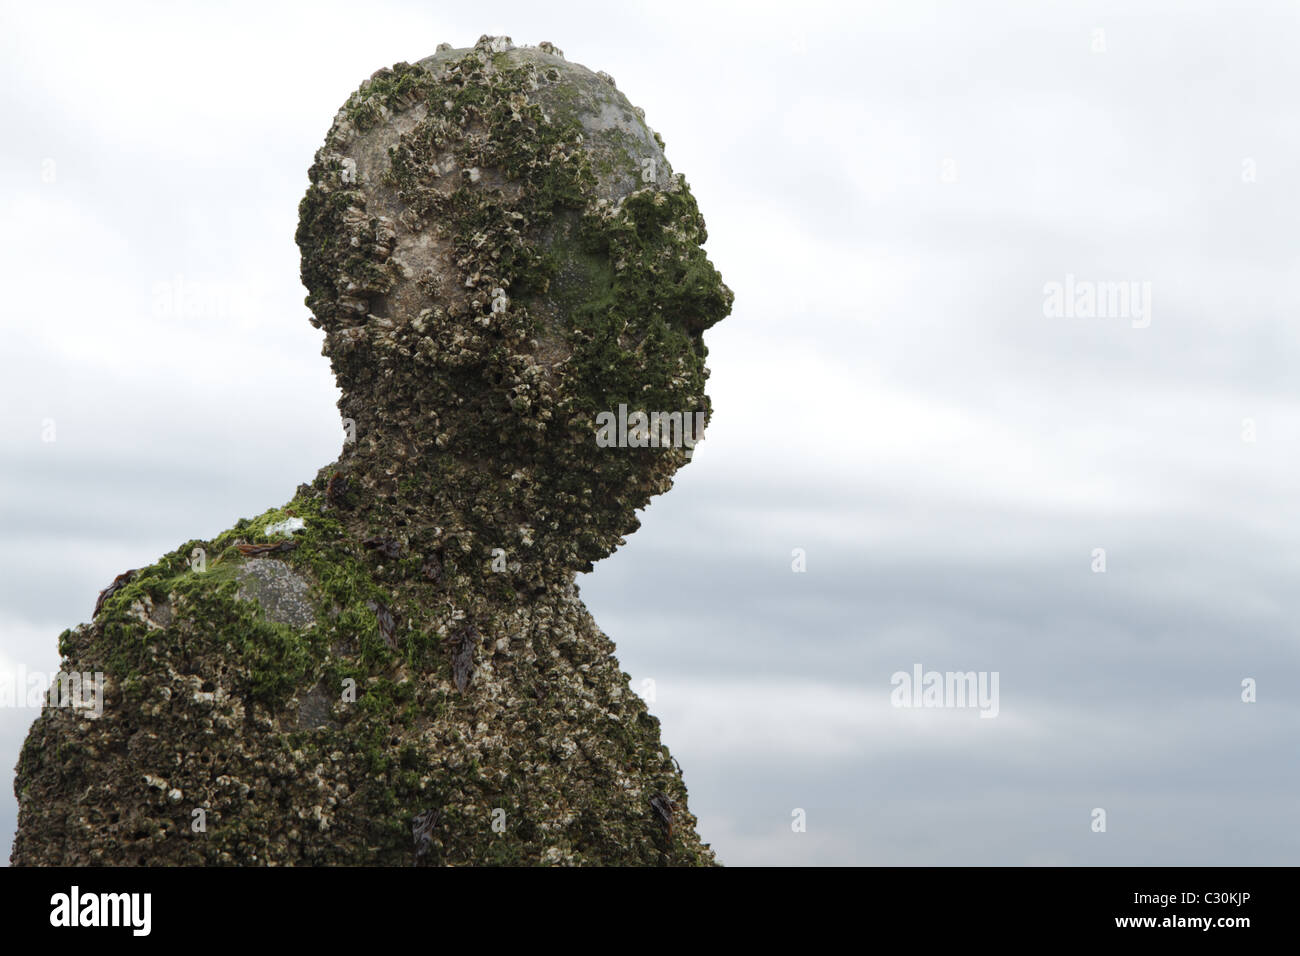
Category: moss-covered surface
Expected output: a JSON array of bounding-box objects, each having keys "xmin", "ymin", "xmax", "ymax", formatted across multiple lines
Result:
[
  {"xmin": 11, "ymin": 35, "xmax": 729, "ymax": 867},
  {"xmin": 13, "ymin": 480, "xmax": 714, "ymax": 865},
  {"xmin": 295, "ymin": 37, "xmax": 732, "ymax": 575}
]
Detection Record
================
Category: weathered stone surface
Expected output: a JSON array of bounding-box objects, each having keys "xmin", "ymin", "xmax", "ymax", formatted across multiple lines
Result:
[
  {"xmin": 11, "ymin": 35, "xmax": 732, "ymax": 866},
  {"xmin": 235, "ymin": 558, "xmax": 316, "ymax": 629}
]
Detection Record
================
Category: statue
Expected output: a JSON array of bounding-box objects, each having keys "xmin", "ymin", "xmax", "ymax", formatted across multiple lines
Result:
[{"xmin": 11, "ymin": 36, "xmax": 732, "ymax": 866}]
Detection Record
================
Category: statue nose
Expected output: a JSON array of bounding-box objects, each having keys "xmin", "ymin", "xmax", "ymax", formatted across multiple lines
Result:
[{"xmin": 667, "ymin": 269, "xmax": 732, "ymax": 336}]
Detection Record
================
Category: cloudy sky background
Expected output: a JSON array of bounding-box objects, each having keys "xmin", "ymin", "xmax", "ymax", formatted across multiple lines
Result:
[{"xmin": 3, "ymin": 0, "xmax": 1299, "ymax": 865}]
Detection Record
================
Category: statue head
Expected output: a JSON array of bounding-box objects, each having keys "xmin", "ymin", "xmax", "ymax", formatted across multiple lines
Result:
[{"xmin": 296, "ymin": 37, "xmax": 733, "ymax": 575}]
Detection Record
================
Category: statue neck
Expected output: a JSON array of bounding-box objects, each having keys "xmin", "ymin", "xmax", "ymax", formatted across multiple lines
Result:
[{"xmin": 316, "ymin": 419, "xmax": 594, "ymax": 595}]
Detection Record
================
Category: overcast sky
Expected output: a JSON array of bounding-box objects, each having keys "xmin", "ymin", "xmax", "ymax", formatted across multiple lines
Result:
[{"xmin": 3, "ymin": 0, "xmax": 1299, "ymax": 865}]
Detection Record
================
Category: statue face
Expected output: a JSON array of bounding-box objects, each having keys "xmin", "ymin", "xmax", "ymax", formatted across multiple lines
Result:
[{"xmin": 297, "ymin": 39, "xmax": 732, "ymax": 566}]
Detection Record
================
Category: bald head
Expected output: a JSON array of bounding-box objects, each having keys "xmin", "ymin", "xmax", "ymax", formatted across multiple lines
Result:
[{"xmin": 296, "ymin": 36, "xmax": 732, "ymax": 570}]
